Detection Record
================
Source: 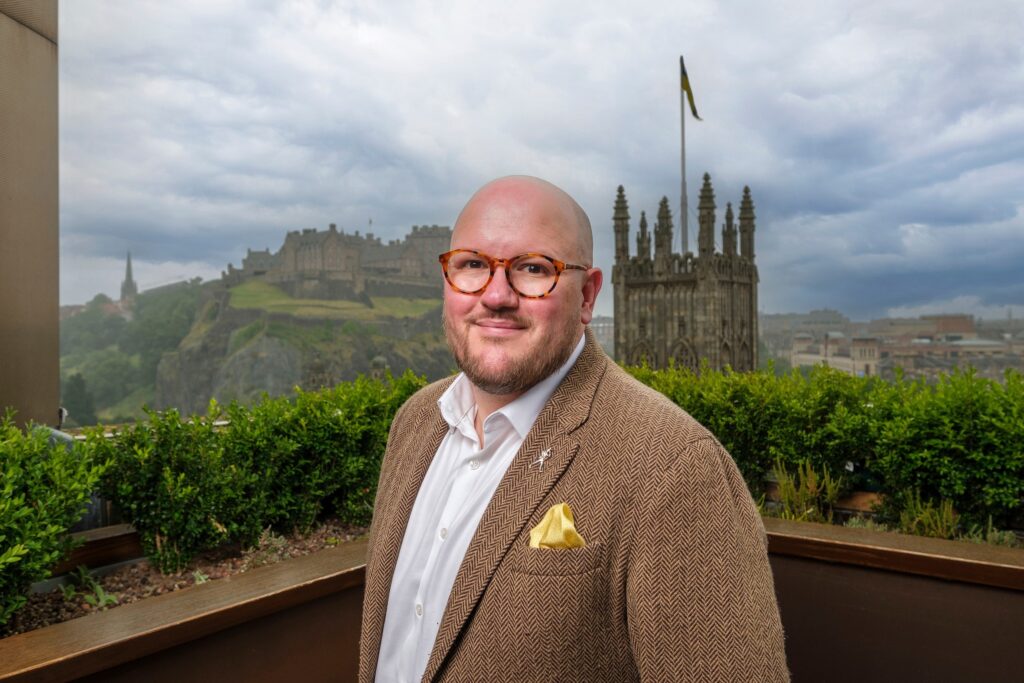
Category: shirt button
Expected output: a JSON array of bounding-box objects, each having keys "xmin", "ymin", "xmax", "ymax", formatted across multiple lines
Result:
[
  {"xmin": 469, "ymin": 460, "xmax": 479, "ymax": 470},
  {"xmin": 415, "ymin": 603, "xmax": 423, "ymax": 617},
  {"xmin": 439, "ymin": 527, "xmax": 448, "ymax": 540}
]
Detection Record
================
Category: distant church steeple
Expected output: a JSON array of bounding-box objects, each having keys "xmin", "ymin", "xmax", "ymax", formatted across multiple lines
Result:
[{"xmin": 120, "ymin": 251, "xmax": 138, "ymax": 303}]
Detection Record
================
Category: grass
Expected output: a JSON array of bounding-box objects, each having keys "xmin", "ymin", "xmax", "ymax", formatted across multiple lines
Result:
[{"xmin": 228, "ymin": 280, "xmax": 439, "ymax": 320}]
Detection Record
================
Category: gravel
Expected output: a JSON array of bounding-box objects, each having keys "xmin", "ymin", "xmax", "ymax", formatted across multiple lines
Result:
[{"xmin": 2, "ymin": 519, "xmax": 367, "ymax": 639}]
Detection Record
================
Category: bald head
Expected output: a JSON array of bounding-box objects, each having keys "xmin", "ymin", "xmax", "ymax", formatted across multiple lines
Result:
[{"xmin": 452, "ymin": 176, "xmax": 593, "ymax": 265}]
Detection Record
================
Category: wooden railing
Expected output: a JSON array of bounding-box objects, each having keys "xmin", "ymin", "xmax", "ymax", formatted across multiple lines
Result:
[{"xmin": 2, "ymin": 522, "xmax": 1022, "ymax": 682}]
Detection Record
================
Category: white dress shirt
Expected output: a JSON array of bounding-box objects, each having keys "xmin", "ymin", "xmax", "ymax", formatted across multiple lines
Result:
[{"xmin": 375, "ymin": 334, "xmax": 585, "ymax": 683}]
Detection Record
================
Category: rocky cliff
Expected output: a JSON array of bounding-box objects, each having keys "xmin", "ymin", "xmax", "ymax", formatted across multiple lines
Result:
[{"xmin": 156, "ymin": 289, "xmax": 452, "ymax": 415}]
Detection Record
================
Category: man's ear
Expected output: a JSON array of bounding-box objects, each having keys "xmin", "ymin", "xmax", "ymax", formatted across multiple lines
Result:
[{"xmin": 580, "ymin": 268, "xmax": 603, "ymax": 325}]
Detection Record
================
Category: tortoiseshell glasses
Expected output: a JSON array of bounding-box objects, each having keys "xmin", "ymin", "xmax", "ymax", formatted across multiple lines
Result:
[{"xmin": 438, "ymin": 249, "xmax": 589, "ymax": 299}]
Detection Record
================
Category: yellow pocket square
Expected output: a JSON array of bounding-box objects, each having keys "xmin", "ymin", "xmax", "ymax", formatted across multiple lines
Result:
[{"xmin": 529, "ymin": 503, "xmax": 586, "ymax": 549}]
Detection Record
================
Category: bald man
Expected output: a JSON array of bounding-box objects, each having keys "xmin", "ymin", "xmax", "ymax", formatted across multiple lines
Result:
[{"xmin": 359, "ymin": 177, "xmax": 788, "ymax": 682}]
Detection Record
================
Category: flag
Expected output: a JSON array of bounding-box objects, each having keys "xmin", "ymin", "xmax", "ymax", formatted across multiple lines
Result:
[{"xmin": 680, "ymin": 55, "xmax": 702, "ymax": 121}]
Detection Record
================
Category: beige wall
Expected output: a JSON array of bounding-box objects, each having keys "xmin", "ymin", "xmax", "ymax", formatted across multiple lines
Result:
[{"xmin": 0, "ymin": 0, "xmax": 58, "ymax": 427}]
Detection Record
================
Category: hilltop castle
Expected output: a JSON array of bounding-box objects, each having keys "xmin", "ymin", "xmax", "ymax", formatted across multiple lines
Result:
[
  {"xmin": 222, "ymin": 223, "xmax": 452, "ymax": 300},
  {"xmin": 612, "ymin": 173, "xmax": 759, "ymax": 371}
]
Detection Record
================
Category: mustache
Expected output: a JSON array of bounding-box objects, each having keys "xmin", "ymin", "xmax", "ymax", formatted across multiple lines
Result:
[{"xmin": 465, "ymin": 310, "xmax": 529, "ymax": 327}]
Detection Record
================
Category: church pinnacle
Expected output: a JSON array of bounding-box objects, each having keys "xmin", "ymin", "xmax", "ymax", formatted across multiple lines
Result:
[{"xmin": 120, "ymin": 251, "xmax": 138, "ymax": 303}]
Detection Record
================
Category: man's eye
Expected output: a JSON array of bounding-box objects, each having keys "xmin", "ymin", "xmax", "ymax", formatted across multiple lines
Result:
[
  {"xmin": 465, "ymin": 260, "xmax": 486, "ymax": 269},
  {"xmin": 516, "ymin": 262, "xmax": 552, "ymax": 276}
]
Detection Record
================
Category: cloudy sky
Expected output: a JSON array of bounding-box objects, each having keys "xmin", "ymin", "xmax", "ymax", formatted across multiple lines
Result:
[{"xmin": 59, "ymin": 0, "xmax": 1024, "ymax": 320}]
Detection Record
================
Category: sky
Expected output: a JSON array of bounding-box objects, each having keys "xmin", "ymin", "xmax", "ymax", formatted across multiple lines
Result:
[{"xmin": 58, "ymin": 0, "xmax": 1024, "ymax": 320}]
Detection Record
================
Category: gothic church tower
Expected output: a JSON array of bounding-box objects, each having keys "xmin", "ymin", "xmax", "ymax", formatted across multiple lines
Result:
[{"xmin": 611, "ymin": 174, "xmax": 759, "ymax": 371}]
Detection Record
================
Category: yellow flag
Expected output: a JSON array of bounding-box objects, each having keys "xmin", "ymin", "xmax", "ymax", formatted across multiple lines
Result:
[{"xmin": 680, "ymin": 55, "xmax": 702, "ymax": 121}]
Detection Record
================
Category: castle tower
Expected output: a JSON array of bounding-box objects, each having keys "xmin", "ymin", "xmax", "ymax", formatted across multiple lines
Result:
[
  {"xmin": 613, "ymin": 185, "xmax": 630, "ymax": 264},
  {"xmin": 722, "ymin": 202, "xmax": 737, "ymax": 257},
  {"xmin": 636, "ymin": 211, "xmax": 651, "ymax": 261},
  {"xmin": 739, "ymin": 185, "xmax": 756, "ymax": 260},
  {"xmin": 120, "ymin": 251, "xmax": 138, "ymax": 303},
  {"xmin": 697, "ymin": 173, "xmax": 716, "ymax": 259}
]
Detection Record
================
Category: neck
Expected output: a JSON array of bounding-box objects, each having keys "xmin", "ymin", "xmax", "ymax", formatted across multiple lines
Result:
[{"xmin": 471, "ymin": 385, "xmax": 522, "ymax": 446}]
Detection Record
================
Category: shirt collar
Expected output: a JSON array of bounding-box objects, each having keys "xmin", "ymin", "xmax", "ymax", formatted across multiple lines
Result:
[{"xmin": 438, "ymin": 333, "xmax": 586, "ymax": 440}]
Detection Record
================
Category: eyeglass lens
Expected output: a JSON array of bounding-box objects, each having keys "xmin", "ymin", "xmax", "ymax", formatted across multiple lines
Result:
[{"xmin": 447, "ymin": 252, "xmax": 559, "ymax": 297}]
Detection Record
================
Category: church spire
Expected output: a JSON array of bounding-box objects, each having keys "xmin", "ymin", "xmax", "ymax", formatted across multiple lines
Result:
[
  {"xmin": 697, "ymin": 173, "xmax": 716, "ymax": 258},
  {"xmin": 637, "ymin": 211, "xmax": 651, "ymax": 261},
  {"xmin": 739, "ymin": 186, "xmax": 756, "ymax": 260},
  {"xmin": 120, "ymin": 251, "xmax": 138, "ymax": 303},
  {"xmin": 722, "ymin": 202, "xmax": 737, "ymax": 256},
  {"xmin": 613, "ymin": 185, "xmax": 630, "ymax": 264}
]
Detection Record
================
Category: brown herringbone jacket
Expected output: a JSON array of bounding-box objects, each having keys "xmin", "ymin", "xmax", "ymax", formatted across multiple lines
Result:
[{"xmin": 360, "ymin": 332, "xmax": 789, "ymax": 682}]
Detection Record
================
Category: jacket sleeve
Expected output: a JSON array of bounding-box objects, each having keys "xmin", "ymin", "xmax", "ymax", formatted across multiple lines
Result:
[{"xmin": 626, "ymin": 436, "xmax": 789, "ymax": 681}]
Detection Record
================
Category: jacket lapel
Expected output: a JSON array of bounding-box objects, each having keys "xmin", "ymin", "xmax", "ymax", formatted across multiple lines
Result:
[
  {"xmin": 422, "ymin": 332, "xmax": 608, "ymax": 681},
  {"xmin": 362, "ymin": 382, "xmax": 451, "ymax": 681}
]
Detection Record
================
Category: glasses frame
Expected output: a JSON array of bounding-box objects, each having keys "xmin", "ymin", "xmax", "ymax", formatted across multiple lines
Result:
[{"xmin": 438, "ymin": 249, "xmax": 589, "ymax": 299}]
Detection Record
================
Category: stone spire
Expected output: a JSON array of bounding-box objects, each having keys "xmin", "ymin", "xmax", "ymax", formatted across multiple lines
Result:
[
  {"xmin": 722, "ymin": 202, "xmax": 737, "ymax": 256},
  {"xmin": 613, "ymin": 185, "xmax": 630, "ymax": 264},
  {"xmin": 739, "ymin": 185, "xmax": 756, "ymax": 260},
  {"xmin": 637, "ymin": 210, "xmax": 651, "ymax": 261},
  {"xmin": 654, "ymin": 197, "xmax": 674, "ymax": 276},
  {"xmin": 120, "ymin": 250, "xmax": 138, "ymax": 303},
  {"xmin": 654, "ymin": 196, "xmax": 673, "ymax": 260},
  {"xmin": 697, "ymin": 173, "xmax": 716, "ymax": 258}
]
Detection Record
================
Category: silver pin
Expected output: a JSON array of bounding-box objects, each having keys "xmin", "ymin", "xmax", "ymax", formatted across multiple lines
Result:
[{"xmin": 532, "ymin": 448, "xmax": 552, "ymax": 470}]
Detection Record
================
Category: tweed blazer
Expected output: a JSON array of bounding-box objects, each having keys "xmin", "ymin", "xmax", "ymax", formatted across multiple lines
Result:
[{"xmin": 360, "ymin": 331, "xmax": 789, "ymax": 682}]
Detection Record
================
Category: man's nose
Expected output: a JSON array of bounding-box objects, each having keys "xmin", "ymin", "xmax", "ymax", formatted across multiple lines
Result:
[{"xmin": 480, "ymin": 266, "xmax": 519, "ymax": 309}]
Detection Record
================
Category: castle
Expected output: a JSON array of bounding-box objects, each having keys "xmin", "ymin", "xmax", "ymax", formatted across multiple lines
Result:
[
  {"xmin": 612, "ymin": 173, "xmax": 759, "ymax": 371},
  {"xmin": 222, "ymin": 223, "xmax": 452, "ymax": 300}
]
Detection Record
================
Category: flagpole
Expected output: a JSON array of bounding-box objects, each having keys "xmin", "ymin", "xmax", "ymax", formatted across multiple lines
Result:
[{"xmin": 680, "ymin": 64, "xmax": 689, "ymax": 254}]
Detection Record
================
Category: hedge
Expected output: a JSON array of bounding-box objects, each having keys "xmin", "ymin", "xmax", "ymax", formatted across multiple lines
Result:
[
  {"xmin": 628, "ymin": 363, "xmax": 1024, "ymax": 529},
  {"xmin": 1, "ymin": 415, "xmax": 105, "ymax": 626},
  {"xmin": 4, "ymin": 364, "xmax": 1023, "ymax": 626},
  {"xmin": 84, "ymin": 371, "xmax": 425, "ymax": 572}
]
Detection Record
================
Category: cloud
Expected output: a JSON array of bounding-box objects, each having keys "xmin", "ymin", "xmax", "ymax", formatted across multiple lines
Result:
[{"xmin": 58, "ymin": 0, "xmax": 1024, "ymax": 321}]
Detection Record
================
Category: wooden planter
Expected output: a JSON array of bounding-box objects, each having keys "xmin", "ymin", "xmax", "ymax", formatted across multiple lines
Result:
[
  {"xmin": 0, "ymin": 540, "xmax": 367, "ymax": 682},
  {"xmin": 2, "ymin": 524, "xmax": 1022, "ymax": 682}
]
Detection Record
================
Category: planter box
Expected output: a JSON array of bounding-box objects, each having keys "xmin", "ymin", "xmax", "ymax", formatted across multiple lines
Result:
[
  {"xmin": 1, "ymin": 540, "xmax": 367, "ymax": 682},
  {"xmin": 2, "ymin": 524, "xmax": 1022, "ymax": 682},
  {"xmin": 765, "ymin": 518, "xmax": 1024, "ymax": 682}
]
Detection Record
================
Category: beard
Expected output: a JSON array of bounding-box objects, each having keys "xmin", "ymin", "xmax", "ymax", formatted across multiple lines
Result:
[{"xmin": 444, "ymin": 307, "xmax": 579, "ymax": 396}]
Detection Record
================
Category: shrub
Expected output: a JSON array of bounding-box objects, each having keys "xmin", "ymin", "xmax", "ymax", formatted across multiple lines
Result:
[
  {"xmin": 627, "ymin": 363, "xmax": 1024, "ymax": 528},
  {"xmin": 874, "ymin": 369, "xmax": 1024, "ymax": 528},
  {"xmin": 92, "ymin": 371, "xmax": 427, "ymax": 572},
  {"xmin": 89, "ymin": 405, "xmax": 261, "ymax": 573},
  {"xmin": 1, "ymin": 415, "xmax": 105, "ymax": 626}
]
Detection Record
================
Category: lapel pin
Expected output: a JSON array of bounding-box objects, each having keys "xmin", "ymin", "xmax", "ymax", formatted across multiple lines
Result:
[{"xmin": 532, "ymin": 448, "xmax": 552, "ymax": 471}]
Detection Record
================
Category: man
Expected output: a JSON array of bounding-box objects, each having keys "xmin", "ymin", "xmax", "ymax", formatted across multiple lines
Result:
[{"xmin": 360, "ymin": 176, "xmax": 788, "ymax": 682}]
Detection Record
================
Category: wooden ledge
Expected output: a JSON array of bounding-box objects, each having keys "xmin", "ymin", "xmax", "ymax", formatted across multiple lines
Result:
[
  {"xmin": 765, "ymin": 517, "xmax": 1024, "ymax": 591},
  {"xmin": 0, "ymin": 538, "xmax": 369, "ymax": 682},
  {"xmin": 52, "ymin": 525, "xmax": 142, "ymax": 576}
]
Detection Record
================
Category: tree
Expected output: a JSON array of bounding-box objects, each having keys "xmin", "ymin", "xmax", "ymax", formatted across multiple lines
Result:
[{"xmin": 62, "ymin": 373, "xmax": 98, "ymax": 427}]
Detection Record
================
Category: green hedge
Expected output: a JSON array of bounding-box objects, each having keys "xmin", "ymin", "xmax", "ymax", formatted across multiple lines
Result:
[
  {"xmin": 85, "ymin": 371, "xmax": 425, "ymax": 572},
  {"xmin": 628, "ymin": 363, "xmax": 1024, "ymax": 529},
  {"xmin": 1, "ymin": 415, "xmax": 105, "ymax": 626},
  {"xmin": 5, "ymin": 364, "xmax": 1022, "ymax": 626}
]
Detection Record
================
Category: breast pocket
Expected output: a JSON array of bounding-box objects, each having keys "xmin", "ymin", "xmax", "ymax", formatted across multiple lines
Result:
[{"xmin": 506, "ymin": 541, "xmax": 607, "ymax": 576}]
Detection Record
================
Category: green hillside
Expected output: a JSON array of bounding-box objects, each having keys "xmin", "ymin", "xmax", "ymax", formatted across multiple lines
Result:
[{"xmin": 229, "ymin": 280, "xmax": 440, "ymax": 319}]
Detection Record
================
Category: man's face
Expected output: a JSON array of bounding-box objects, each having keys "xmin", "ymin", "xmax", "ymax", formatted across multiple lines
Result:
[{"xmin": 443, "ymin": 179, "xmax": 601, "ymax": 397}]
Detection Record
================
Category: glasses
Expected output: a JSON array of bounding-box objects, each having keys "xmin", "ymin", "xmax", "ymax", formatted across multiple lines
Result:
[{"xmin": 438, "ymin": 249, "xmax": 589, "ymax": 299}]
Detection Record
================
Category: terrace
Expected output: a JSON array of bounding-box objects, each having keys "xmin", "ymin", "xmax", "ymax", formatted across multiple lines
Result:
[{"xmin": 2, "ymin": 3, "xmax": 1021, "ymax": 681}]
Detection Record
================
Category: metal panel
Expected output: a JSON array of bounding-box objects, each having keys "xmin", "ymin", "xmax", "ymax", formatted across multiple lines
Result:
[
  {"xmin": 0, "ymin": 4, "xmax": 59, "ymax": 427},
  {"xmin": 0, "ymin": 0, "xmax": 57, "ymax": 43}
]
